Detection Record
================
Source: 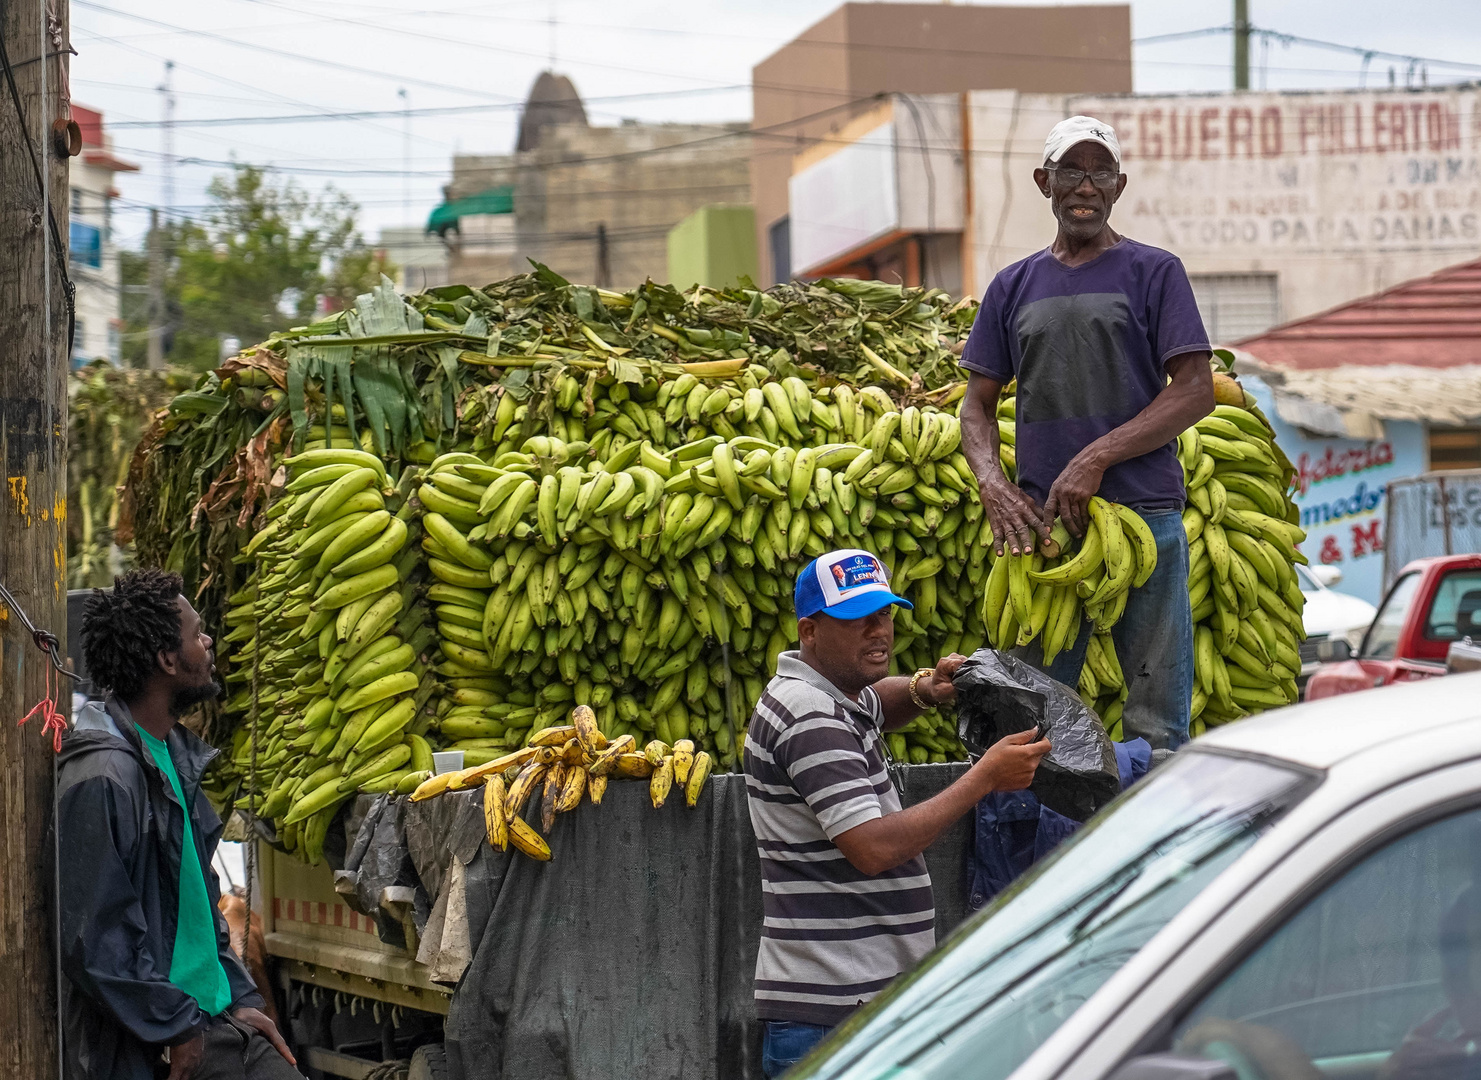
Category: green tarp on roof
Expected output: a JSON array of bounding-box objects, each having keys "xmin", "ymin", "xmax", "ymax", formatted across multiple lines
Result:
[{"xmin": 427, "ymin": 185, "xmax": 514, "ymax": 233}]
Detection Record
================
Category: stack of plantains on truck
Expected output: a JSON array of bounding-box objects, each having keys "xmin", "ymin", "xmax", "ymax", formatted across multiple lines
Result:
[{"xmin": 123, "ymin": 269, "xmax": 1307, "ymax": 863}]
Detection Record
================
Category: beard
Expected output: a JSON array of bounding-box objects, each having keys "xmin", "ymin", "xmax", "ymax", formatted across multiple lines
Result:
[{"xmin": 169, "ymin": 654, "xmax": 222, "ymax": 717}]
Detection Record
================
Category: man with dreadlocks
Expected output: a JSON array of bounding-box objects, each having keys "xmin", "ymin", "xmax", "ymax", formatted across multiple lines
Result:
[{"xmin": 58, "ymin": 569, "xmax": 299, "ymax": 1080}]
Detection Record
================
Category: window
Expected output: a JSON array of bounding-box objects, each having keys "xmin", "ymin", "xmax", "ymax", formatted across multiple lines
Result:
[
  {"xmin": 1424, "ymin": 570, "xmax": 1481, "ymax": 642},
  {"xmin": 1429, "ymin": 428, "xmax": 1481, "ymax": 472},
  {"xmin": 1189, "ymin": 273, "xmax": 1280, "ymax": 343},
  {"xmin": 769, "ymin": 216, "xmax": 791, "ymax": 284},
  {"xmin": 70, "ymin": 186, "xmax": 82, "ymax": 215},
  {"xmin": 1170, "ymin": 804, "xmax": 1481, "ymax": 1080},
  {"xmin": 1362, "ymin": 571, "xmax": 1420, "ymax": 660},
  {"xmin": 793, "ymin": 752, "xmax": 1312, "ymax": 1080}
]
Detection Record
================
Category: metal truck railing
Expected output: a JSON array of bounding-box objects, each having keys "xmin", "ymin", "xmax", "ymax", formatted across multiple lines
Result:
[{"xmin": 1384, "ymin": 470, "xmax": 1481, "ymax": 591}]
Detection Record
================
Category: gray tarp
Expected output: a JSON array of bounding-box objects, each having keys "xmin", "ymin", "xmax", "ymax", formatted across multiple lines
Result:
[{"xmin": 401, "ymin": 764, "xmax": 974, "ymax": 1080}]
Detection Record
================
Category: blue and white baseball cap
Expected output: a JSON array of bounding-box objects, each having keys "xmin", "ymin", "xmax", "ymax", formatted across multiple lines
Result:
[{"xmin": 795, "ymin": 549, "xmax": 913, "ymax": 620}]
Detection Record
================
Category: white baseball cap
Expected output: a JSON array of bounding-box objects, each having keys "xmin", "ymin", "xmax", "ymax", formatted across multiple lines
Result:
[
  {"xmin": 794, "ymin": 549, "xmax": 912, "ymax": 620},
  {"xmin": 1044, "ymin": 115, "xmax": 1121, "ymax": 168}
]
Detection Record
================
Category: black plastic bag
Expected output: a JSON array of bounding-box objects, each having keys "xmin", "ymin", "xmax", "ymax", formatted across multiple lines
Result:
[{"xmin": 954, "ymin": 649, "xmax": 1121, "ymax": 822}]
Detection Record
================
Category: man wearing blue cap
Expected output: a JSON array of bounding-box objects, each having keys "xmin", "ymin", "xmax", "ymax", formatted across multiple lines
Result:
[{"xmin": 743, "ymin": 549, "xmax": 1051, "ymax": 1077}]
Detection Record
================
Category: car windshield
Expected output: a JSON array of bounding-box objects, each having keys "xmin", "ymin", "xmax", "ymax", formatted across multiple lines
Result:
[
  {"xmin": 1296, "ymin": 565, "xmax": 1320, "ymax": 593},
  {"xmin": 794, "ymin": 751, "xmax": 1314, "ymax": 1080},
  {"xmin": 1362, "ymin": 571, "xmax": 1421, "ymax": 660}
]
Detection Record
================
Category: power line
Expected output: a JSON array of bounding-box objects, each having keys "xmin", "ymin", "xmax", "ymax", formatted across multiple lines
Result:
[
  {"xmin": 73, "ymin": 0, "xmax": 521, "ymax": 102},
  {"xmin": 102, "ymin": 84, "xmax": 754, "ymax": 129}
]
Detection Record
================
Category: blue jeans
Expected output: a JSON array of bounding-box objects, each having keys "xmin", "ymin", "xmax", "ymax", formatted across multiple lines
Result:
[
  {"xmin": 1014, "ymin": 509, "xmax": 1193, "ymax": 749},
  {"xmin": 763, "ymin": 1021, "xmax": 833, "ymax": 1077}
]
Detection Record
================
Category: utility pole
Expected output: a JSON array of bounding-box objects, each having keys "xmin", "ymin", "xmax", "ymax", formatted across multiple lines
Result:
[
  {"xmin": 595, "ymin": 222, "xmax": 610, "ymax": 288},
  {"xmin": 159, "ymin": 60, "xmax": 175, "ymax": 223},
  {"xmin": 399, "ymin": 87, "xmax": 410, "ymax": 227},
  {"xmin": 147, "ymin": 207, "xmax": 165, "ymax": 369},
  {"xmin": 1233, "ymin": 0, "xmax": 1250, "ymax": 91},
  {"xmin": 0, "ymin": 0, "xmax": 70, "ymax": 1071}
]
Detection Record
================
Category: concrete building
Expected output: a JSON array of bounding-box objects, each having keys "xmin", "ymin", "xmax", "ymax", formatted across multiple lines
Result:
[
  {"xmin": 751, "ymin": 3, "xmax": 1133, "ymax": 286},
  {"xmin": 430, "ymin": 72, "xmax": 751, "ymax": 288},
  {"xmin": 375, "ymin": 226, "xmax": 450, "ymax": 294},
  {"xmin": 68, "ymin": 105, "xmax": 136, "ymax": 365},
  {"xmin": 786, "ymin": 83, "xmax": 1481, "ymax": 338}
]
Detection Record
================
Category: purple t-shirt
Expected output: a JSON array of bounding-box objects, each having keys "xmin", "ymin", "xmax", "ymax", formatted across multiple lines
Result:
[{"xmin": 959, "ymin": 238, "xmax": 1210, "ymax": 512}]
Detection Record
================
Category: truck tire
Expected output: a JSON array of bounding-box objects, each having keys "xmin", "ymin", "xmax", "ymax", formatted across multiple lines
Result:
[{"xmin": 408, "ymin": 1044, "xmax": 449, "ymax": 1080}]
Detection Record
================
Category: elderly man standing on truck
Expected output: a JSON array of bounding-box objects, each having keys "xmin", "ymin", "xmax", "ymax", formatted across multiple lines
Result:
[
  {"xmin": 959, "ymin": 115, "xmax": 1216, "ymax": 749},
  {"xmin": 744, "ymin": 549, "xmax": 1051, "ymax": 1077},
  {"xmin": 58, "ymin": 569, "xmax": 299, "ymax": 1080}
]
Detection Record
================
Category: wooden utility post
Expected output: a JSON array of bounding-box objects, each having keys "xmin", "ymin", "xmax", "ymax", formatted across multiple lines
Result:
[
  {"xmin": 1233, "ymin": 0, "xmax": 1251, "ymax": 91},
  {"xmin": 0, "ymin": 0, "xmax": 71, "ymax": 1072}
]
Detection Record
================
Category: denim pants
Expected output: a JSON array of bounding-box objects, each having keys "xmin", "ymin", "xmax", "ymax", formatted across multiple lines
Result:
[
  {"xmin": 762, "ymin": 1021, "xmax": 833, "ymax": 1078},
  {"xmin": 1014, "ymin": 509, "xmax": 1193, "ymax": 750}
]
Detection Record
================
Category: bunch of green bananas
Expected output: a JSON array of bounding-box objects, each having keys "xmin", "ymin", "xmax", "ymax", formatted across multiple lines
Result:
[
  {"xmin": 403, "ymin": 363, "xmax": 981, "ymax": 773},
  {"xmin": 1180, "ymin": 396, "xmax": 1308, "ymax": 734},
  {"xmin": 213, "ymin": 442, "xmax": 441, "ymax": 862},
  {"xmin": 201, "ymin": 303, "xmax": 1306, "ymax": 864}
]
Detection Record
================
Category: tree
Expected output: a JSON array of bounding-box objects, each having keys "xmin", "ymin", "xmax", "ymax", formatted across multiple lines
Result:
[{"xmin": 121, "ymin": 165, "xmax": 393, "ymax": 370}]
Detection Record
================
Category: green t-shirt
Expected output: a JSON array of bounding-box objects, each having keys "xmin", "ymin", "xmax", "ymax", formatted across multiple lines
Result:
[{"xmin": 137, "ymin": 726, "xmax": 234, "ymax": 1017}]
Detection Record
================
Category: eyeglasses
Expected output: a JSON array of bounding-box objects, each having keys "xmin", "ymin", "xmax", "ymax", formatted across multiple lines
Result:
[{"xmin": 1046, "ymin": 166, "xmax": 1119, "ymax": 190}]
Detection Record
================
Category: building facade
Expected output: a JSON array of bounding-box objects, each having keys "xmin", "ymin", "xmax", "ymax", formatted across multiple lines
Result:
[
  {"xmin": 69, "ymin": 106, "xmax": 136, "ymax": 366},
  {"xmin": 431, "ymin": 72, "xmax": 752, "ymax": 289},
  {"xmin": 751, "ymin": 2, "xmax": 1134, "ymax": 286},
  {"xmin": 786, "ymin": 83, "xmax": 1481, "ymax": 337}
]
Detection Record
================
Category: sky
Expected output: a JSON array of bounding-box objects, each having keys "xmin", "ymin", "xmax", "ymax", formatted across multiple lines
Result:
[{"xmin": 70, "ymin": 0, "xmax": 1481, "ymax": 251}]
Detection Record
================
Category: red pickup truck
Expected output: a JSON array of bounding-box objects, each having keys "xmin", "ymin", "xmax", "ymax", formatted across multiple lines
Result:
[{"xmin": 1305, "ymin": 554, "xmax": 1481, "ymax": 699}]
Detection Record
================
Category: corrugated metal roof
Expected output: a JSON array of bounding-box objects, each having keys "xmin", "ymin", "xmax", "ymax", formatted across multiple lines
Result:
[{"xmin": 1236, "ymin": 257, "xmax": 1481, "ymax": 370}]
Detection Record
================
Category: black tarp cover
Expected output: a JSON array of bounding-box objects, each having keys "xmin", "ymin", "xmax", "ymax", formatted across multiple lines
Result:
[{"xmin": 395, "ymin": 765, "xmax": 974, "ymax": 1080}]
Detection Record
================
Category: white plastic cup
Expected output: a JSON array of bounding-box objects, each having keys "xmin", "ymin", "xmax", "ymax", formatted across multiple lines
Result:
[{"xmin": 432, "ymin": 750, "xmax": 465, "ymax": 775}]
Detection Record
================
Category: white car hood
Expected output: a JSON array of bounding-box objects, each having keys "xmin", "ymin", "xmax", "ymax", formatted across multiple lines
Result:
[{"xmin": 1303, "ymin": 588, "xmax": 1378, "ymax": 638}]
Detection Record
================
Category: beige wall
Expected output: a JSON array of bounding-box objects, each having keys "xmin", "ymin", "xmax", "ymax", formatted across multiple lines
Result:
[
  {"xmin": 446, "ymin": 122, "xmax": 751, "ymax": 289},
  {"xmin": 752, "ymin": 2, "xmax": 1132, "ymax": 285},
  {"xmin": 967, "ymin": 86, "xmax": 1481, "ymax": 326}
]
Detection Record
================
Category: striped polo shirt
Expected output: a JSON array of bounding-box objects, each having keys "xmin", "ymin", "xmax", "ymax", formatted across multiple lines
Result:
[{"xmin": 743, "ymin": 652, "xmax": 936, "ymax": 1026}]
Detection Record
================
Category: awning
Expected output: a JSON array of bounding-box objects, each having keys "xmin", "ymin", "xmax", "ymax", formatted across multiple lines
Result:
[
  {"xmin": 427, "ymin": 185, "xmax": 514, "ymax": 234},
  {"xmin": 1232, "ymin": 349, "xmax": 1481, "ymax": 437}
]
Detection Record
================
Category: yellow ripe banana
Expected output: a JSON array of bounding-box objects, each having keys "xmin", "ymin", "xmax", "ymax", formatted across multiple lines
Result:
[
  {"xmin": 410, "ymin": 771, "xmax": 454, "ymax": 802},
  {"xmin": 615, "ymin": 753, "xmax": 654, "ymax": 779},
  {"xmin": 507, "ymin": 815, "xmax": 552, "ymax": 861},
  {"xmin": 539, "ymin": 764, "xmax": 564, "ymax": 833},
  {"xmin": 529, "ymin": 724, "xmax": 577, "ymax": 747},
  {"xmin": 650, "ymin": 756, "xmax": 675, "ymax": 808},
  {"xmin": 484, "ymin": 776, "xmax": 508, "ymax": 851},
  {"xmin": 588, "ymin": 734, "xmax": 637, "ymax": 776},
  {"xmin": 503, "ymin": 760, "xmax": 549, "ymax": 819},
  {"xmin": 644, "ymin": 739, "xmax": 672, "ymax": 767},
  {"xmin": 555, "ymin": 763, "xmax": 586, "ymax": 813},
  {"xmin": 685, "ymin": 751, "xmax": 713, "ymax": 807},
  {"xmin": 587, "ymin": 772, "xmax": 608, "ymax": 806},
  {"xmin": 571, "ymin": 704, "xmax": 606, "ymax": 753},
  {"xmin": 671, "ymin": 739, "xmax": 695, "ymax": 783}
]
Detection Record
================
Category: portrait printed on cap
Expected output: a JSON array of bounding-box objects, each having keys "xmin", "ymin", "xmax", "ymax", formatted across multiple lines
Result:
[{"xmin": 820, "ymin": 552, "xmax": 889, "ymax": 607}]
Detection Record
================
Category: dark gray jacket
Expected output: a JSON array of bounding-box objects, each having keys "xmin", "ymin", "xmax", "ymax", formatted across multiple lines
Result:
[{"xmin": 56, "ymin": 697, "xmax": 264, "ymax": 1080}]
